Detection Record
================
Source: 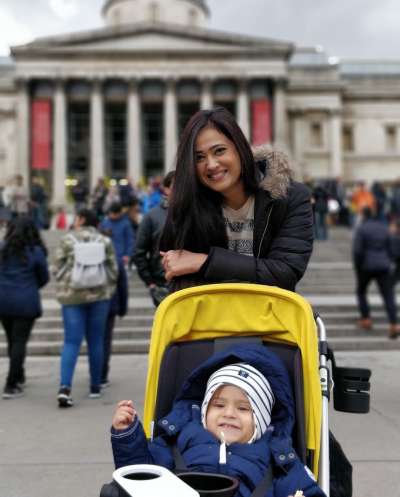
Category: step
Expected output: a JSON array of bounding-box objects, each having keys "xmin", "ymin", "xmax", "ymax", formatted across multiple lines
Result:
[
  {"xmin": 328, "ymin": 337, "xmax": 400, "ymax": 351},
  {"xmin": 0, "ymin": 327, "xmax": 152, "ymax": 343},
  {"xmin": 0, "ymin": 339, "xmax": 151, "ymax": 357},
  {"xmin": 34, "ymin": 315, "xmax": 154, "ymax": 329}
]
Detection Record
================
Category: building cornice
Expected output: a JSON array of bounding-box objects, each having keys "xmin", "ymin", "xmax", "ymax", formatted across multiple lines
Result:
[{"xmin": 10, "ymin": 22, "xmax": 293, "ymax": 59}]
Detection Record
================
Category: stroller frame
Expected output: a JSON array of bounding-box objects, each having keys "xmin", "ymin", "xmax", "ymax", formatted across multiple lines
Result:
[{"xmin": 143, "ymin": 284, "xmax": 329, "ymax": 492}]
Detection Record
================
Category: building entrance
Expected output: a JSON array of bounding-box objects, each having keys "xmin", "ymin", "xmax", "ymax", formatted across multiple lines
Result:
[
  {"xmin": 105, "ymin": 102, "xmax": 127, "ymax": 179},
  {"xmin": 142, "ymin": 102, "xmax": 164, "ymax": 177},
  {"xmin": 67, "ymin": 102, "xmax": 90, "ymax": 184}
]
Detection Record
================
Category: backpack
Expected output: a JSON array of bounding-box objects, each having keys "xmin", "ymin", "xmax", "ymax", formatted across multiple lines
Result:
[{"xmin": 69, "ymin": 234, "xmax": 107, "ymax": 289}]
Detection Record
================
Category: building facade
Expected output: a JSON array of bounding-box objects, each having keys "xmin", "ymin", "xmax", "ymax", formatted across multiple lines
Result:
[{"xmin": 0, "ymin": 0, "xmax": 399, "ymax": 204}]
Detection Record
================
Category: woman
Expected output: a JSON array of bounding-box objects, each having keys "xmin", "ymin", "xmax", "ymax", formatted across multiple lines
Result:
[
  {"xmin": 160, "ymin": 107, "xmax": 313, "ymax": 291},
  {"xmin": 0, "ymin": 216, "xmax": 49, "ymax": 399},
  {"xmin": 54, "ymin": 209, "xmax": 118, "ymax": 407}
]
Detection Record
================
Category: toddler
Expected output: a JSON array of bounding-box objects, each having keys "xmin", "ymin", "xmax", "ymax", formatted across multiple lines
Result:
[{"xmin": 111, "ymin": 345, "xmax": 326, "ymax": 497}]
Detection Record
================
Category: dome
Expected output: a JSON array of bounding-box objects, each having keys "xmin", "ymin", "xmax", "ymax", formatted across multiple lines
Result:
[{"xmin": 102, "ymin": 0, "xmax": 210, "ymax": 28}]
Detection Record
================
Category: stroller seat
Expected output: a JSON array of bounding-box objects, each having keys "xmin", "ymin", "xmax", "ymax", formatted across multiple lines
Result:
[{"xmin": 154, "ymin": 337, "xmax": 307, "ymax": 465}]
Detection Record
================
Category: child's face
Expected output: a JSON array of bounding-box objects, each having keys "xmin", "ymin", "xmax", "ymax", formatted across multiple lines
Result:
[{"xmin": 206, "ymin": 385, "xmax": 254, "ymax": 444}]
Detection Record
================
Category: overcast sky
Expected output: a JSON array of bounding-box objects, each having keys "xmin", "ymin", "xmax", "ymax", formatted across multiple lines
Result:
[{"xmin": 1, "ymin": 0, "xmax": 400, "ymax": 60}]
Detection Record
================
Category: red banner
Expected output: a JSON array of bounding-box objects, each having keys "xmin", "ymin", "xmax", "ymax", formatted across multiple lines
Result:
[
  {"xmin": 251, "ymin": 99, "xmax": 272, "ymax": 146},
  {"xmin": 31, "ymin": 99, "xmax": 52, "ymax": 170}
]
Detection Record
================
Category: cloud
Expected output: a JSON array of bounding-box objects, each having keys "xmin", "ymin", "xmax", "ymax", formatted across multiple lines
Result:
[
  {"xmin": 0, "ymin": 5, "xmax": 33, "ymax": 55},
  {"xmin": 49, "ymin": 0, "xmax": 78, "ymax": 19}
]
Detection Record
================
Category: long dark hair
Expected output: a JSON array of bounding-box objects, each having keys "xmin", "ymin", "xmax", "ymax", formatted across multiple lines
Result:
[
  {"xmin": 0, "ymin": 216, "xmax": 48, "ymax": 263},
  {"xmin": 160, "ymin": 107, "xmax": 259, "ymax": 254}
]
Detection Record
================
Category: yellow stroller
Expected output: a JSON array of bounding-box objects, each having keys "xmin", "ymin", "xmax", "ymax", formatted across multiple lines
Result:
[{"xmin": 103, "ymin": 283, "xmax": 371, "ymax": 497}]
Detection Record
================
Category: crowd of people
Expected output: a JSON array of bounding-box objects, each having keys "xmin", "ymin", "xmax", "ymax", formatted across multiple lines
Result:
[{"xmin": 306, "ymin": 177, "xmax": 400, "ymax": 239}]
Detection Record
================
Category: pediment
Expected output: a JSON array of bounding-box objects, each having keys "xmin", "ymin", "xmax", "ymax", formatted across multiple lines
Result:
[{"xmin": 12, "ymin": 23, "xmax": 293, "ymax": 58}]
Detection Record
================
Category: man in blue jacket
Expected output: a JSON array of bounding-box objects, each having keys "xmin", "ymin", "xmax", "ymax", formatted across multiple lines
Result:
[
  {"xmin": 110, "ymin": 344, "xmax": 325, "ymax": 497},
  {"xmin": 353, "ymin": 207, "xmax": 399, "ymax": 338},
  {"xmin": 100, "ymin": 202, "xmax": 134, "ymax": 266}
]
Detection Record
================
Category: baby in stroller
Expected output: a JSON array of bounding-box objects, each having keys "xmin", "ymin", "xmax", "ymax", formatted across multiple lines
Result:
[{"xmin": 110, "ymin": 344, "xmax": 326, "ymax": 497}]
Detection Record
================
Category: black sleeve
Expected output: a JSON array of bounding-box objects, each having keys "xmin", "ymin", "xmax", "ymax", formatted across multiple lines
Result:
[
  {"xmin": 203, "ymin": 183, "xmax": 314, "ymax": 291},
  {"xmin": 133, "ymin": 214, "xmax": 154, "ymax": 286}
]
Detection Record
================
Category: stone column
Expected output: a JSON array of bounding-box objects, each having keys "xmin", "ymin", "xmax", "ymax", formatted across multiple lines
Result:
[
  {"xmin": 273, "ymin": 79, "xmax": 288, "ymax": 147},
  {"xmin": 90, "ymin": 79, "xmax": 105, "ymax": 190},
  {"xmin": 330, "ymin": 110, "xmax": 343, "ymax": 177},
  {"xmin": 16, "ymin": 79, "xmax": 30, "ymax": 183},
  {"xmin": 200, "ymin": 78, "xmax": 213, "ymax": 110},
  {"xmin": 53, "ymin": 80, "xmax": 67, "ymax": 205},
  {"xmin": 292, "ymin": 110, "xmax": 306, "ymax": 178},
  {"xmin": 164, "ymin": 78, "xmax": 178, "ymax": 173},
  {"xmin": 127, "ymin": 79, "xmax": 143, "ymax": 182},
  {"xmin": 237, "ymin": 79, "xmax": 250, "ymax": 139}
]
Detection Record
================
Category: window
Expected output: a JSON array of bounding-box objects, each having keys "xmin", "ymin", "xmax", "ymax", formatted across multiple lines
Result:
[
  {"xmin": 310, "ymin": 122, "xmax": 323, "ymax": 148},
  {"xmin": 342, "ymin": 125, "xmax": 354, "ymax": 152},
  {"xmin": 385, "ymin": 125, "xmax": 397, "ymax": 151}
]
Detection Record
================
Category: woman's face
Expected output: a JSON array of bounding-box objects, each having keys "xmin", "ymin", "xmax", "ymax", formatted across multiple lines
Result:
[{"xmin": 195, "ymin": 127, "xmax": 246, "ymax": 207}]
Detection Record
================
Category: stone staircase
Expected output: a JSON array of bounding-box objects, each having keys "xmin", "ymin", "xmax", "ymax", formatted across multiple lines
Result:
[{"xmin": 1, "ymin": 227, "xmax": 399, "ymax": 356}]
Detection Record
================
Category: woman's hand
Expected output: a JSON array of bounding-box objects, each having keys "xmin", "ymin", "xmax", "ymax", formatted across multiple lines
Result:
[
  {"xmin": 160, "ymin": 250, "xmax": 208, "ymax": 281},
  {"xmin": 112, "ymin": 400, "xmax": 136, "ymax": 431}
]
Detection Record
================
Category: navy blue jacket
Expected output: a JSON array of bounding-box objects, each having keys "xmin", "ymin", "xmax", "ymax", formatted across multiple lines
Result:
[
  {"xmin": 353, "ymin": 219, "xmax": 392, "ymax": 272},
  {"xmin": 111, "ymin": 345, "xmax": 325, "ymax": 497},
  {"xmin": 110, "ymin": 259, "xmax": 128, "ymax": 317},
  {"xmin": 100, "ymin": 215, "xmax": 135, "ymax": 260},
  {"xmin": 0, "ymin": 245, "xmax": 49, "ymax": 319}
]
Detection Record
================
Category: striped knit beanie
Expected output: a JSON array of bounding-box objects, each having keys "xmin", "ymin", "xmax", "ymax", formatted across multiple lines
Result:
[{"xmin": 201, "ymin": 363, "xmax": 275, "ymax": 442}]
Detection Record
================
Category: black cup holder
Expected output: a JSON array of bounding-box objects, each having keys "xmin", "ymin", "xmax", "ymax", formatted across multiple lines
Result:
[
  {"xmin": 177, "ymin": 472, "xmax": 239, "ymax": 497},
  {"xmin": 333, "ymin": 366, "xmax": 371, "ymax": 413},
  {"xmin": 122, "ymin": 472, "xmax": 160, "ymax": 481}
]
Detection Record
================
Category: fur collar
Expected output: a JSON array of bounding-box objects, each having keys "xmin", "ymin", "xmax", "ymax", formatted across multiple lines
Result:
[{"xmin": 252, "ymin": 144, "xmax": 293, "ymax": 199}]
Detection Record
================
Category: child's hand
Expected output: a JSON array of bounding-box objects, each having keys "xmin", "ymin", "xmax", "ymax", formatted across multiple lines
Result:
[{"xmin": 112, "ymin": 400, "xmax": 137, "ymax": 430}]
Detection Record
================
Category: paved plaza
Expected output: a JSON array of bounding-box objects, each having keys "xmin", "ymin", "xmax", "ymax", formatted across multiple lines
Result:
[{"xmin": 1, "ymin": 350, "xmax": 399, "ymax": 497}]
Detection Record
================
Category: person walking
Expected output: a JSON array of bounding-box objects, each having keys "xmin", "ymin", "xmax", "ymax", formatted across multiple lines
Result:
[
  {"xmin": 91, "ymin": 178, "xmax": 109, "ymax": 220},
  {"xmin": 54, "ymin": 209, "xmax": 118, "ymax": 407},
  {"xmin": 71, "ymin": 179, "xmax": 88, "ymax": 214},
  {"xmin": 99, "ymin": 202, "xmax": 135, "ymax": 267},
  {"xmin": 0, "ymin": 217, "xmax": 49, "ymax": 398},
  {"xmin": 351, "ymin": 181, "xmax": 375, "ymax": 226},
  {"xmin": 353, "ymin": 207, "xmax": 400, "ymax": 339},
  {"xmin": 160, "ymin": 107, "xmax": 314, "ymax": 292},
  {"xmin": 133, "ymin": 171, "xmax": 174, "ymax": 306},
  {"xmin": 390, "ymin": 178, "xmax": 400, "ymax": 221},
  {"xmin": 4, "ymin": 175, "xmax": 30, "ymax": 219},
  {"xmin": 101, "ymin": 258, "xmax": 128, "ymax": 388},
  {"xmin": 312, "ymin": 182, "xmax": 329, "ymax": 241},
  {"xmin": 30, "ymin": 176, "xmax": 48, "ymax": 229},
  {"xmin": 390, "ymin": 219, "xmax": 400, "ymax": 290}
]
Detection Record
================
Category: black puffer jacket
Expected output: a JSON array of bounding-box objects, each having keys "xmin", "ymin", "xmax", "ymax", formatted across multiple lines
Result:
[
  {"xmin": 133, "ymin": 200, "xmax": 168, "ymax": 287},
  {"xmin": 201, "ymin": 147, "xmax": 314, "ymax": 291}
]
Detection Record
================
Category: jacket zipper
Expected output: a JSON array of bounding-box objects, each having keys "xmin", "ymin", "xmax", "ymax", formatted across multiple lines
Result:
[{"xmin": 257, "ymin": 206, "xmax": 273, "ymax": 258}]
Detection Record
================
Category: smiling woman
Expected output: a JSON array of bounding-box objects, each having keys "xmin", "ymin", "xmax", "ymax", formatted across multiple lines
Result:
[{"xmin": 160, "ymin": 107, "xmax": 314, "ymax": 292}]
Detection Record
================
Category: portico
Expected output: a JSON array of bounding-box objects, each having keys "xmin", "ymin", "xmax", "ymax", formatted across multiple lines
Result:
[{"xmin": 11, "ymin": 16, "xmax": 292, "ymax": 204}]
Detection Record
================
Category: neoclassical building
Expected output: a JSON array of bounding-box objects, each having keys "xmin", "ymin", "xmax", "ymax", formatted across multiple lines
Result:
[{"xmin": 1, "ymin": 0, "xmax": 400, "ymax": 204}]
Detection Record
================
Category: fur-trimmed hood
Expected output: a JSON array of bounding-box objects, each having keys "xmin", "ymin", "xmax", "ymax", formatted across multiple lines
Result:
[{"xmin": 253, "ymin": 144, "xmax": 293, "ymax": 200}]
